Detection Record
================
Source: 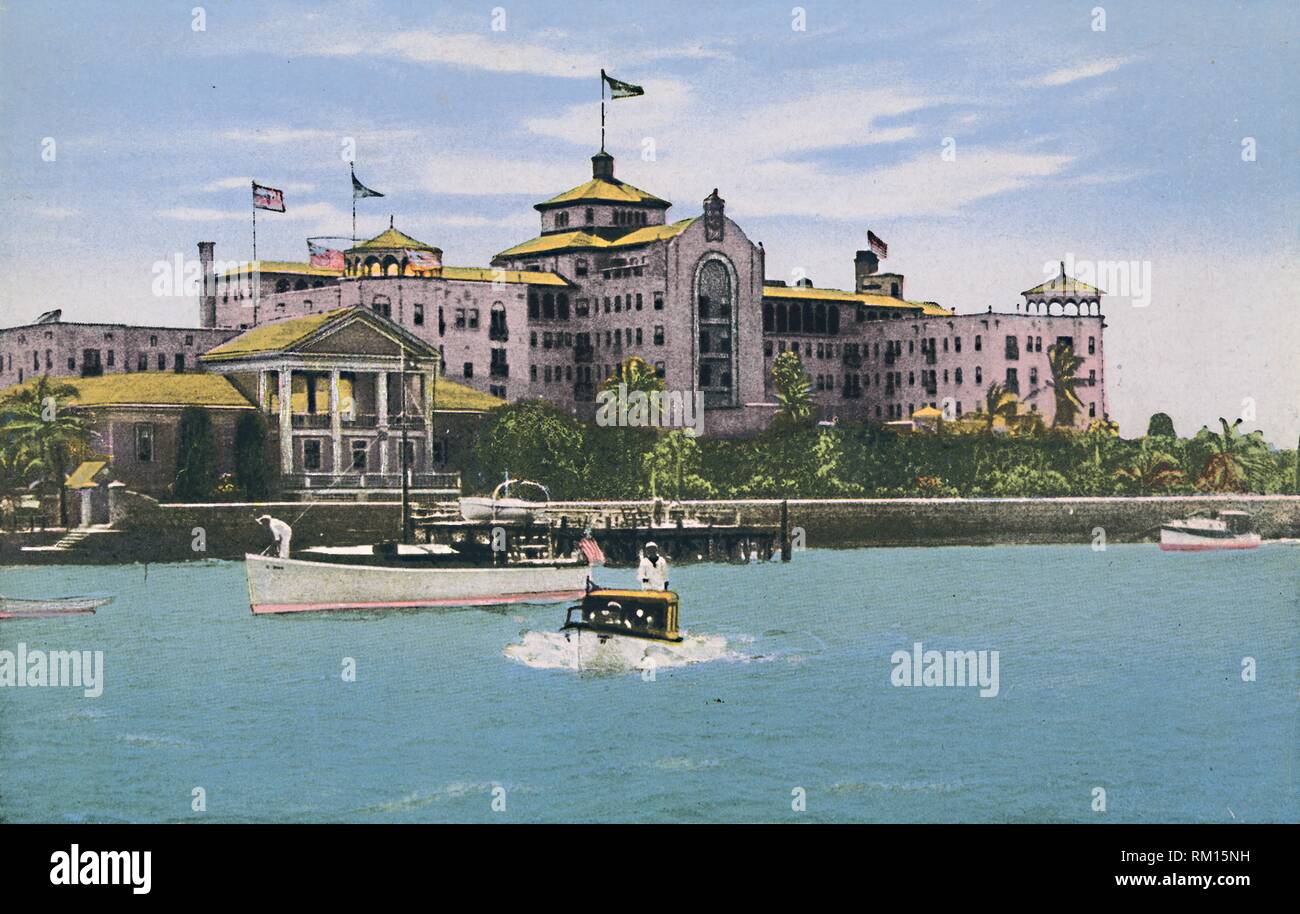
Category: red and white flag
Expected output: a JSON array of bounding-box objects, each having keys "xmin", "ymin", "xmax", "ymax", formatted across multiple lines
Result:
[
  {"xmin": 253, "ymin": 182, "xmax": 285, "ymax": 212},
  {"xmin": 578, "ymin": 537, "xmax": 605, "ymax": 566}
]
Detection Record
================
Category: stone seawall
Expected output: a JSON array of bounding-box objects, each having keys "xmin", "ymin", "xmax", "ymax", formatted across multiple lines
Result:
[{"xmin": 3, "ymin": 494, "xmax": 1296, "ymax": 564}]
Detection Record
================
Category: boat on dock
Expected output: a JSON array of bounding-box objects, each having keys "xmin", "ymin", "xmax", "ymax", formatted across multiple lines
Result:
[
  {"xmin": 0, "ymin": 595, "xmax": 110, "ymax": 620},
  {"xmin": 459, "ymin": 478, "xmax": 550, "ymax": 524},
  {"xmin": 561, "ymin": 586, "xmax": 683, "ymax": 644},
  {"xmin": 1159, "ymin": 510, "xmax": 1260, "ymax": 552}
]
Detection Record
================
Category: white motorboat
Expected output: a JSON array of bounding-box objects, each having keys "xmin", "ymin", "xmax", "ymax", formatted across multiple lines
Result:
[
  {"xmin": 1159, "ymin": 510, "xmax": 1260, "ymax": 552},
  {"xmin": 459, "ymin": 478, "xmax": 551, "ymax": 523},
  {"xmin": 244, "ymin": 535, "xmax": 596, "ymax": 615}
]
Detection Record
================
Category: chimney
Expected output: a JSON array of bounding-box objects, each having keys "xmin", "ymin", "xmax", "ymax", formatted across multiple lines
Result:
[
  {"xmin": 198, "ymin": 241, "xmax": 216, "ymax": 328},
  {"xmin": 592, "ymin": 150, "xmax": 615, "ymax": 181},
  {"xmin": 854, "ymin": 249, "xmax": 879, "ymax": 291}
]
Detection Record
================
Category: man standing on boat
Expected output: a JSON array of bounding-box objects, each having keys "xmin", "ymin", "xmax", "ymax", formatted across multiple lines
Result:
[
  {"xmin": 639, "ymin": 541, "xmax": 669, "ymax": 591},
  {"xmin": 257, "ymin": 514, "xmax": 293, "ymax": 559}
]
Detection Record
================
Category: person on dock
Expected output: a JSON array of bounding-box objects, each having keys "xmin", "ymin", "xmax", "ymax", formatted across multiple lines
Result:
[
  {"xmin": 257, "ymin": 514, "xmax": 293, "ymax": 558},
  {"xmin": 639, "ymin": 541, "xmax": 669, "ymax": 591}
]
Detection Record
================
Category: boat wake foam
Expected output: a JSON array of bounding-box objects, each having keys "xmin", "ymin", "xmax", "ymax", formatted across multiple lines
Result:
[{"xmin": 505, "ymin": 630, "xmax": 735, "ymax": 674}]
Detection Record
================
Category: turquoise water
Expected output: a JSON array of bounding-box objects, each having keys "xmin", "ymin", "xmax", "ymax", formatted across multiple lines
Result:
[{"xmin": 0, "ymin": 545, "xmax": 1295, "ymax": 823}]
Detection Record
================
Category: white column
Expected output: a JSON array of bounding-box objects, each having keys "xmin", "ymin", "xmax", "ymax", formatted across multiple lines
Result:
[
  {"xmin": 376, "ymin": 372, "xmax": 390, "ymax": 475},
  {"xmin": 423, "ymin": 370, "xmax": 435, "ymax": 470},
  {"xmin": 329, "ymin": 369, "xmax": 342, "ymax": 475},
  {"xmin": 278, "ymin": 366, "xmax": 293, "ymax": 474},
  {"xmin": 257, "ymin": 370, "xmax": 268, "ymax": 411}
]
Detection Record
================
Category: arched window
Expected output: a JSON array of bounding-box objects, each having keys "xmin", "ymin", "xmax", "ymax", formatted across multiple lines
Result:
[
  {"xmin": 382, "ymin": 255, "xmax": 400, "ymax": 276},
  {"xmin": 695, "ymin": 257, "xmax": 737, "ymax": 407},
  {"xmin": 294, "ymin": 278, "xmax": 308, "ymax": 291},
  {"xmin": 371, "ymin": 295, "xmax": 391, "ymax": 318},
  {"xmin": 763, "ymin": 301, "xmax": 774, "ymax": 331},
  {"xmin": 802, "ymin": 302, "xmax": 814, "ymax": 331},
  {"xmin": 815, "ymin": 303, "xmax": 827, "ymax": 333},
  {"xmin": 542, "ymin": 293, "xmax": 555, "ymax": 319},
  {"xmin": 828, "ymin": 305, "xmax": 840, "ymax": 334},
  {"xmin": 557, "ymin": 293, "xmax": 569, "ymax": 319},
  {"xmin": 275, "ymin": 278, "xmax": 290, "ymax": 293},
  {"xmin": 789, "ymin": 303, "xmax": 802, "ymax": 332},
  {"xmin": 776, "ymin": 303, "xmax": 788, "ymax": 332},
  {"xmin": 528, "ymin": 292, "xmax": 539, "ymax": 319}
]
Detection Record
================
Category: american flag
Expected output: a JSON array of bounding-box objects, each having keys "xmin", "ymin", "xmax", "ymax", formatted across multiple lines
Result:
[
  {"xmin": 253, "ymin": 182, "xmax": 285, "ymax": 212},
  {"xmin": 577, "ymin": 537, "xmax": 605, "ymax": 566},
  {"xmin": 867, "ymin": 230, "xmax": 887, "ymax": 259},
  {"xmin": 308, "ymin": 238, "xmax": 345, "ymax": 271}
]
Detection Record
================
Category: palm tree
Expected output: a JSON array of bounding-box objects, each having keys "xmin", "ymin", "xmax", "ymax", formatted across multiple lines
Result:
[
  {"xmin": 771, "ymin": 350, "xmax": 813, "ymax": 427},
  {"xmin": 1195, "ymin": 417, "xmax": 1266, "ymax": 492},
  {"xmin": 598, "ymin": 355, "xmax": 665, "ymax": 396},
  {"xmin": 1046, "ymin": 342, "xmax": 1085, "ymax": 427},
  {"xmin": 0, "ymin": 376, "xmax": 91, "ymax": 527},
  {"xmin": 1116, "ymin": 446, "xmax": 1185, "ymax": 492},
  {"xmin": 981, "ymin": 382, "xmax": 1019, "ymax": 431}
]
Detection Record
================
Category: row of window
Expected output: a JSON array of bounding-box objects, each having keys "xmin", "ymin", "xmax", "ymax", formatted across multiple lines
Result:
[
  {"xmin": 531, "ymin": 327, "xmax": 666, "ymax": 349},
  {"xmin": 551, "ymin": 208, "xmax": 650, "ymax": 230},
  {"xmin": 814, "ymin": 365, "xmax": 1098, "ymax": 395},
  {"xmin": 1, "ymin": 350, "xmax": 186, "ymax": 379}
]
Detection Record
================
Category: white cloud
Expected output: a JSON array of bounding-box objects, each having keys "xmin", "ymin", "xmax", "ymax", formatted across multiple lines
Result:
[
  {"xmin": 32, "ymin": 205, "xmax": 81, "ymax": 219},
  {"xmin": 161, "ymin": 202, "xmax": 345, "ymax": 224},
  {"xmin": 201, "ymin": 177, "xmax": 316, "ymax": 193},
  {"xmin": 1021, "ymin": 56, "xmax": 1134, "ymax": 88}
]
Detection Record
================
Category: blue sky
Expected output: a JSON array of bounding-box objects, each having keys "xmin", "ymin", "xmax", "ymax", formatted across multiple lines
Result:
[{"xmin": 1, "ymin": 0, "xmax": 1296, "ymax": 443}]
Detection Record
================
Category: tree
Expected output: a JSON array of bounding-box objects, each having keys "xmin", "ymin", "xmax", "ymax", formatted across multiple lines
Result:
[
  {"xmin": 1116, "ymin": 446, "xmax": 1186, "ymax": 493},
  {"xmin": 1192, "ymin": 417, "xmax": 1268, "ymax": 493},
  {"xmin": 981, "ymin": 382, "xmax": 1020, "ymax": 431},
  {"xmin": 1146, "ymin": 412, "xmax": 1177, "ymax": 438},
  {"xmin": 233, "ymin": 411, "xmax": 271, "ymax": 500},
  {"xmin": 771, "ymin": 351, "xmax": 813, "ymax": 428},
  {"xmin": 598, "ymin": 355, "xmax": 664, "ymax": 396},
  {"xmin": 174, "ymin": 406, "xmax": 219, "ymax": 500},
  {"xmin": 1046, "ymin": 343, "xmax": 1085, "ymax": 427},
  {"xmin": 469, "ymin": 400, "xmax": 588, "ymax": 499},
  {"xmin": 0, "ymin": 376, "xmax": 90, "ymax": 527}
]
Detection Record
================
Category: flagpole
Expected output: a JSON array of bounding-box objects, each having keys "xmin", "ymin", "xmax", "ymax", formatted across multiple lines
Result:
[
  {"xmin": 600, "ymin": 69, "xmax": 606, "ymax": 152},
  {"xmin": 251, "ymin": 181, "xmax": 257, "ymax": 262},
  {"xmin": 351, "ymin": 165, "xmax": 357, "ymax": 243}
]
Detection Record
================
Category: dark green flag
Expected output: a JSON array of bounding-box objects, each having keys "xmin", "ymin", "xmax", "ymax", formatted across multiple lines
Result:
[{"xmin": 602, "ymin": 70, "xmax": 644, "ymax": 99}]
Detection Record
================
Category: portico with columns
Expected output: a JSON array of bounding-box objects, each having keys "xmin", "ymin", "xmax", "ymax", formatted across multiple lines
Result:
[{"xmin": 201, "ymin": 307, "xmax": 449, "ymax": 493}]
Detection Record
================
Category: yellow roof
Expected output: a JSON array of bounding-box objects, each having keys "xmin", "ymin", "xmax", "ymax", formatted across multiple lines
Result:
[
  {"xmin": 587, "ymin": 588, "xmax": 677, "ymax": 602},
  {"xmin": 432, "ymin": 377, "xmax": 506, "ymax": 412},
  {"xmin": 1022, "ymin": 264, "xmax": 1104, "ymax": 297},
  {"xmin": 201, "ymin": 309, "xmax": 353, "ymax": 361},
  {"xmin": 537, "ymin": 177, "xmax": 670, "ymax": 209},
  {"xmin": 762, "ymin": 285, "xmax": 953, "ymax": 316},
  {"xmin": 221, "ymin": 260, "xmax": 342, "ymax": 277},
  {"xmin": 66, "ymin": 460, "xmax": 108, "ymax": 489},
  {"xmin": 439, "ymin": 266, "xmax": 570, "ymax": 287},
  {"xmin": 912, "ymin": 406, "xmax": 944, "ymax": 418},
  {"xmin": 2, "ymin": 374, "xmax": 255, "ymax": 409},
  {"xmin": 495, "ymin": 218, "xmax": 696, "ymax": 260},
  {"xmin": 348, "ymin": 227, "xmax": 439, "ymax": 252}
]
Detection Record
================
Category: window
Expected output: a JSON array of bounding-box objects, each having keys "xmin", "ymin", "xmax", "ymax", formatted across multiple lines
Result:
[
  {"xmin": 955, "ymin": 337, "xmax": 962, "ymax": 353},
  {"xmin": 542, "ymin": 294, "xmax": 555, "ymax": 319},
  {"xmin": 975, "ymin": 366, "xmax": 983, "ymax": 385},
  {"xmin": 1089, "ymin": 402, "xmax": 1096, "ymax": 418},
  {"xmin": 303, "ymin": 439, "xmax": 322, "ymax": 471},
  {"xmin": 653, "ymin": 291, "xmax": 663, "ymax": 310},
  {"xmin": 635, "ymin": 328, "xmax": 643, "ymax": 345},
  {"xmin": 764, "ymin": 340, "xmax": 773, "ymax": 356},
  {"xmin": 955, "ymin": 367, "xmax": 963, "ymax": 385},
  {"xmin": 576, "ymin": 298, "xmax": 589, "ymax": 317},
  {"xmin": 557, "ymin": 293, "xmax": 569, "ymax": 320},
  {"xmin": 351, "ymin": 440, "xmax": 368, "ymax": 470},
  {"xmin": 137, "ymin": 353, "xmax": 147, "ymax": 371},
  {"xmin": 1029, "ymin": 367, "xmax": 1038, "ymax": 387},
  {"xmin": 1005, "ymin": 367, "xmax": 1019, "ymax": 394},
  {"xmin": 174, "ymin": 354, "xmax": 185, "ymax": 372},
  {"xmin": 414, "ymin": 303, "xmax": 425, "ymax": 326},
  {"xmin": 654, "ymin": 325, "xmax": 664, "ymax": 345},
  {"xmin": 635, "ymin": 293, "xmax": 643, "ymax": 310},
  {"xmin": 974, "ymin": 334, "xmax": 982, "ymax": 352},
  {"xmin": 1088, "ymin": 336, "xmax": 1096, "ymax": 355},
  {"xmin": 1089, "ymin": 369, "xmax": 1096, "ymax": 386},
  {"xmin": 149, "ymin": 335, "xmax": 158, "ymax": 347},
  {"xmin": 184, "ymin": 334, "xmax": 194, "ymax": 346},
  {"xmin": 468, "ymin": 309, "xmax": 480, "ymax": 330},
  {"xmin": 135, "ymin": 424, "xmax": 154, "ymax": 462},
  {"xmin": 490, "ymin": 384, "xmax": 506, "ymax": 399},
  {"xmin": 654, "ymin": 361, "xmax": 665, "ymax": 379},
  {"xmin": 530, "ymin": 331, "xmax": 537, "ymax": 348},
  {"xmin": 463, "ymin": 362, "xmax": 473, "ymax": 378},
  {"xmin": 455, "ymin": 309, "xmax": 466, "ymax": 329},
  {"xmin": 107, "ymin": 351, "xmax": 115, "ymax": 367},
  {"xmin": 585, "ymin": 208, "xmax": 594, "ymax": 224},
  {"xmin": 157, "ymin": 353, "xmax": 166, "ymax": 370},
  {"xmin": 575, "ymin": 259, "xmax": 588, "ymax": 277},
  {"xmin": 372, "ymin": 295, "xmax": 391, "ymax": 318},
  {"xmin": 1004, "ymin": 335, "xmax": 1019, "ymax": 359},
  {"xmin": 528, "ymin": 292, "xmax": 539, "ymax": 319}
]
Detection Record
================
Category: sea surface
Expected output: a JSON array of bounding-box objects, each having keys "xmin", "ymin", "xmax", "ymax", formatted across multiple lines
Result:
[{"xmin": 1, "ymin": 545, "xmax": 1295, "ymax": 823}]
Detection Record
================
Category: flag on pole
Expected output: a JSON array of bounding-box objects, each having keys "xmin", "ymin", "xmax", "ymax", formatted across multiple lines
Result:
[
  {"xmin": 404, "ymin": 248, "xmax": 439, "ymax": 270},
  {"xmin": 307, "ymin": 238, "xmax": 346, "ymax": 271},
  {"xmin": 867, "ymin": 230, "xmax": 888, "ymax": 259},
  {"xmin": 601, "ymin": 70, "xmax": 644, "ymax": 99},
  {"xmin": 577, "ymin": 536, "xmax": 606, "ymax": 566},
  {"xmin": 352, "ymin": 170, "xmax": 384, "ymax": 199},
  {"xmin": 252, "ymin": 182, "xmax": 285, "ymax": 212}
]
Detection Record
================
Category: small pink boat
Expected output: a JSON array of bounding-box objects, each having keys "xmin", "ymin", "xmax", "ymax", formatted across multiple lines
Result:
[{"xmin": 1159, "ymin": 511, "xmax": 1260, "ymax": 552}]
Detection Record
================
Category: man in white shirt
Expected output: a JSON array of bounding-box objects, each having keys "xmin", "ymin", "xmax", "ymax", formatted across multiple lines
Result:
[
  {"xmin": 639, "ymin": 541, "xmax": 669, "ymax": 591},
  {"xmin": 257, "ymin": 514, "xmax": 293, "ymax": 558}
]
